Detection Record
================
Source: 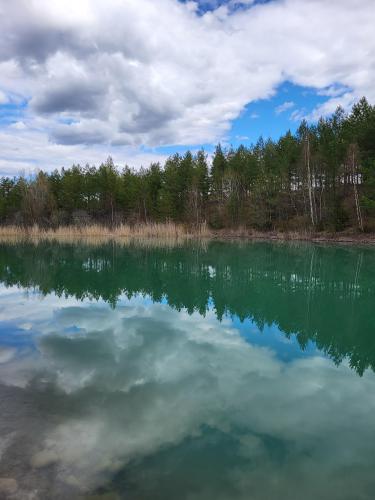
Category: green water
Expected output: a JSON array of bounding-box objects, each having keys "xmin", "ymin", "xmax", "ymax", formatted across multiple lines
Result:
[{"xmin": 0, "ymin": 241, "xmax": 374, "ymax": 500}]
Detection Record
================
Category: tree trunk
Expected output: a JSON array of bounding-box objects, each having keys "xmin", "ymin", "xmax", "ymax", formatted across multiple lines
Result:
[
  {"xmin": 352, "ymin": 149, "xmax": 364, "ymax": 231},
  {"xmin": 306, "ymin": 135, "xmax": 316, "ymax": 227}
]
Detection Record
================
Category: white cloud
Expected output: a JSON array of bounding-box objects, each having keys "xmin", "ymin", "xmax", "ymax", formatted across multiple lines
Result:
[
  {"xmin": 275, "ymin": 100, "xmax": 295, "ymax": 114},
  {"xmin": 0, "ymin": 89, "xmax": 9, "ymax": 105},
  {"xmin": 290, "ymin": 108, "xmax": 306, "ymax": 122},
  {"xmin": 0, "ymin": 127, "xmax": 169, "ymax": 177},
  {"xmin": 9, "ymin": 121, "xmax": 26, "ymax": 130},
  {"xmin": 303, "ymin": 92, "xmax": 357, "ymax": 122},
  {"xmin": 0, "ymin": 0, "xmax": 374, "ymax": 173},
  {"xmin": 290, "ymin": 92, "xmax": 356, "ymax": 123}
]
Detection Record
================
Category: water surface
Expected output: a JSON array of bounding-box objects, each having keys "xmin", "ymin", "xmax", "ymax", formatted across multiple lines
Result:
[{"xmin": 0, "ymin": 240, "xmax": 374, "ymax": 499}]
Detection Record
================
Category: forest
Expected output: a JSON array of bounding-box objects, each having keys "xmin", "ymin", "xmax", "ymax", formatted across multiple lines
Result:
[{"xmin": 1, "ymin": 97, "xmax": 375, "ymax": 232}]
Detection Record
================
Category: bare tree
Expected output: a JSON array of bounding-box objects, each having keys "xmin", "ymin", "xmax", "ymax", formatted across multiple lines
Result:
[{"xmin": 348, "ymin": 144, "xmax": 364, "ymax": 231}]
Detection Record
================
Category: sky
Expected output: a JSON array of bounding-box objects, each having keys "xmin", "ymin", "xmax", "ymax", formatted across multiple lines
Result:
[{"xmin": 0, "ymin": 0, "xmax": 374, "ymax": 176}]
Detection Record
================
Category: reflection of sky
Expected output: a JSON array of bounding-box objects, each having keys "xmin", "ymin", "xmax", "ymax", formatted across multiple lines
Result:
[
  {"xmin": 1, "ymin": 283, "xmax": 375, "ymax": 499},
  {"xmin": 233, "ymin": 317, "xmax": 320, "ymax": 362},
  {"xmin": 0, "ymin": 321, "xmax": 37, "ymax": 349},
  {"xmin": 0, "ymin": 284, "xmax": 321, "ymax": 364}
]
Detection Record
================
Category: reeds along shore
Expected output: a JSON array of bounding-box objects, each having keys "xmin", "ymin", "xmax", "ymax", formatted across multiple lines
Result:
[
  {"xmin": 0, "ymin": 222, "xmax": 211, "ymax": 244},
  {"xmin": 0, "ymin": 223, "xmax": 374, "ymax": 246}
]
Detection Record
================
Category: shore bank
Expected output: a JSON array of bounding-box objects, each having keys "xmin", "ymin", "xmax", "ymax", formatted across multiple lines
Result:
[
  {"xmin": 0, "ymin": 223, "xmax": 374, "ymax": 245},
  {"xmin": 210, "ymin": 229, "xmax": 375, "ymax": 244}
]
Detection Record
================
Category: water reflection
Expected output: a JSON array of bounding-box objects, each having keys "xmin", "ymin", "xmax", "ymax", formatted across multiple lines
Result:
[
  {"xmin": 1, "ymin": 241, "xmax": 374, "ymax": 373},
  {"xmin": 0, "ymin": 241, "xmax": 374, "ymax": 499}
]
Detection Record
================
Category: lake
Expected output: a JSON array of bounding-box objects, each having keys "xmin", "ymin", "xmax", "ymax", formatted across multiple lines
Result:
[{"xmin": 0, "ymin": 240, "xmax": 374, "ymax": 500}]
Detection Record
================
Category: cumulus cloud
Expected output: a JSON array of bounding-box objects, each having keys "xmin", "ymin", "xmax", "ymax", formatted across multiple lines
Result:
[
  {"xmin": 31, "ymin": 80, "xmax": 106, "ymax": 116},
  {"xmin": 0, "ymin": 126, "xmax": 169, "ymax": 176},
  {"xmin": 0, "ymin": 0, "xmax": 374, "ymax": 173},
  {"xmin": 51, "ymin": 120, "xmax": 111, "ymax": 145}
]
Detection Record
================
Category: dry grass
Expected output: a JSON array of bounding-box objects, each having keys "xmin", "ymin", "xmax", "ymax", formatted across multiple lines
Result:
[
  {"xmin": 0, "ymin": 223, "xmax": 373, "ymax": 246},
  {"xmin": 0, "ymin": 222, "xmax": 212, "ymax": 245}
]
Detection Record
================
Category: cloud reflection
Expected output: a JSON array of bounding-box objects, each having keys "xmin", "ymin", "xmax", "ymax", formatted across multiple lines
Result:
[{"xmin": 0, "ymin": 290, "xmax": 375, "ymax": 499}]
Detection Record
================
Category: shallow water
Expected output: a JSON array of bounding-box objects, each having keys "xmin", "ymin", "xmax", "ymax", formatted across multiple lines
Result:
[{"xmin": 0, "ymin": 240, "xmax": 374, "ymax": 499}]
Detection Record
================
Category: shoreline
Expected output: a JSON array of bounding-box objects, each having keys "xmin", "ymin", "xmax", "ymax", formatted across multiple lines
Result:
[
  {"xmin": 209, "ymin": 230, "xmax": 375, "ymax": 245},
  {"xmin": 0, "ymin": 224, "xmax": 374, "ymax": 245}
]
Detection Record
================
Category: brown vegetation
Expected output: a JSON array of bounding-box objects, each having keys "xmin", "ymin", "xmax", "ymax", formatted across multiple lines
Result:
[
  {"xmin": 0, "ymin": 222, "xmax": 210, "ymax": 244},
  {"xmin": 0, "ymin": 223, "xmax": 374, "ymax": 245}
]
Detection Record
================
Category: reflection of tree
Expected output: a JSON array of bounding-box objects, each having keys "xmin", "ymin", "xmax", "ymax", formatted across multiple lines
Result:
[{"xmin": 0, "ymin": 241, "xmax": 374, "ymax": 375}]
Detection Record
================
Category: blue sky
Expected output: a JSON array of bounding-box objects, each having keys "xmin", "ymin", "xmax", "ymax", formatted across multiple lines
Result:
[
  {"xmin": 0, "ymin": 0, "xmax": 373, "ymax": 174},
  {"xmin": 179, "ymin": 0, "xmax": 273, "ymax": 14},
  {"xmin": 154, "ymin": 81, "xmax": 340, "ymax": 156},
  {"xmin": 229, "ymin": 82, "xmax": 331, "ymax": 146}
]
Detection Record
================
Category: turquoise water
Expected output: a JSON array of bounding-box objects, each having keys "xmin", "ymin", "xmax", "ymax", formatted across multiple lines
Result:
[{"xmin": 0, "ymin": 241, "xmax": 374, "ymax": 499}]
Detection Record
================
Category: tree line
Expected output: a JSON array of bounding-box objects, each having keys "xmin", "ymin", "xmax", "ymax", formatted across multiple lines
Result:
[{"xmin": 1, "ymin": 97, "xmax": 375, "ymax": 231}]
